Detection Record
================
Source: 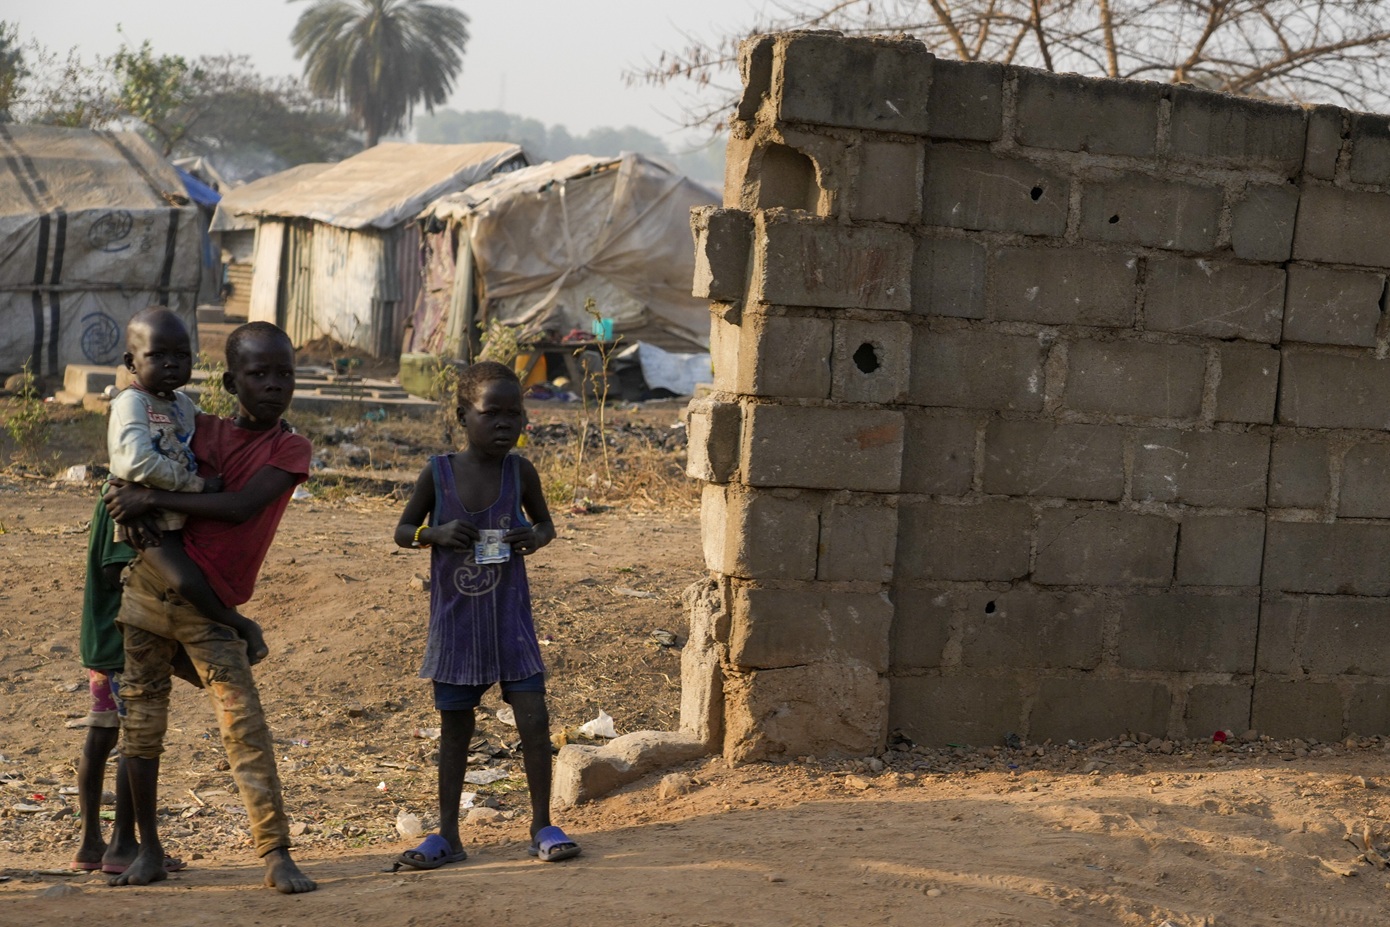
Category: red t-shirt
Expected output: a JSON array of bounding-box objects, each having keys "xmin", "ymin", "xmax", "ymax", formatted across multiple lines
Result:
[{"xmin": 183, "ymin": 415, "xmax": 312, "ymax": 607}]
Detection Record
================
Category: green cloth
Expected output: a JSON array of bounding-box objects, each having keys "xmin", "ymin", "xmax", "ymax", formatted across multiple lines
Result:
[{"xmin": 81, "ymin": 493, "xmax": 136, "ymax": 670}]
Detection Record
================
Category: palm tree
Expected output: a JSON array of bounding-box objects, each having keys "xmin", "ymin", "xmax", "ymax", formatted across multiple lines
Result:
[{"xmin": 290, "ymin": 0, "xmax": 469, "ymax": 147}]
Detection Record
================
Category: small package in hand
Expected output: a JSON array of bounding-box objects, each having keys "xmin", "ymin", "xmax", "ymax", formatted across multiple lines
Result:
[{"xmin": 474, "ymin": 529, "xmax": 510, "ymax": 564}]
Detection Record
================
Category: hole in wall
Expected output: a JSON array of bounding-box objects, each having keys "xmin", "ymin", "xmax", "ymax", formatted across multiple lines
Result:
[
  {"xmin": 1108, "ymin": 214, "xmax": 1120, "ymax": 224},
  {"xmin": 984, "ymin": 601, "xmax": 996, "ymax": 614},
  {"xmin": 756, "ymin": 143, "xmax": 822, "ymax": 213},
  {"xmin": 1030, "ymin": 186, "xmax": 1043, "ymax": 201},
  {"xmin": 853, "ymin": 342, "xmax": 880, "ymax": 374}
]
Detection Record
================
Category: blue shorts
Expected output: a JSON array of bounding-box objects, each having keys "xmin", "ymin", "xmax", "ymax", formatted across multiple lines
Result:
[{"xmin": 433, "ymin": 673, "xmax": 546, "ymax": 711}]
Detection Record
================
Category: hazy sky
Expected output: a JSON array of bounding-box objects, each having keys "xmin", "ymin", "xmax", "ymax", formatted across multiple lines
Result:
[{"xmin": 11, "ymin": 0, "xmax": 769, "ymax": 144}]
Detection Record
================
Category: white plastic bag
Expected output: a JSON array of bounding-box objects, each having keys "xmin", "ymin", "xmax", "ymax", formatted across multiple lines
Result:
[{"xmin": 579, "ymin": 710, "xmax": 617, "ymax": 739}]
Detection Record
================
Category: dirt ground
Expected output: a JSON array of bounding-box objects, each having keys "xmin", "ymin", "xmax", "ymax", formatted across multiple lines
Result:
[{"xmin": 4, "ymin": 387, "xmax": 1390, "ymax": 925}]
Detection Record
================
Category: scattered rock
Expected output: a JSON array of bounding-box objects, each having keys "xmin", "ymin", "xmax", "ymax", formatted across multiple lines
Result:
[
  {"xmin": 465, "ymin": 807, "xmax": 502, "ymax": 825},
  {"xmin": 925, "ymin": 888, "xmax": 943, "ymax": 897},
  {"xmin": 844, "ymin": 775, "xmax": 872, "ymax": 791},
  {"xmin": 658, "ymin": 773, "xmax": 693, "ymax": 800},
  {"xmin": 41, "ymin": 883, "xmax": 81, "ymax": 898}
]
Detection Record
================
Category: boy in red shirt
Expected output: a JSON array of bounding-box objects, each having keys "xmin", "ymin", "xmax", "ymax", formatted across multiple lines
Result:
[{"xmin": 103, "ymin": 321, "xmax": 316, "ymax": 894}]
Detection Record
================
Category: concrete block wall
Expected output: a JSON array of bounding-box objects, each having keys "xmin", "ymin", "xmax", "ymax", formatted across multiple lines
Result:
[{"xmin": 685, "ymin": 30, "xmax": 1390, "ymax": 762}]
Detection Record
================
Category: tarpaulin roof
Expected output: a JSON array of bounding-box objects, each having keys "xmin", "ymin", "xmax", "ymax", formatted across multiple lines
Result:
[
  {"xmin": 215, "ymin": 142, "xmax": 527, "ymax": 231},
  {"xmin": 175, "ymin": 165, "xmax": 221, "ymax": 210},
  {"xmin": 210, "ymin": 162, "xmax": 332, "ymax": 232}
]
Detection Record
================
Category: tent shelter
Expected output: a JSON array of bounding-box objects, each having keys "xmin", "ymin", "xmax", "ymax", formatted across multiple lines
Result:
[
  {"xmin": 0, "ymin": 124, "xmax": 202, "ymax": 377},
  {"xmin": 410, "ymin": 153, "xmax": 718, "ymax": 358},
  {"xmin": 218, "ymin": 143, "xmax": 527, "ymax": 357}
]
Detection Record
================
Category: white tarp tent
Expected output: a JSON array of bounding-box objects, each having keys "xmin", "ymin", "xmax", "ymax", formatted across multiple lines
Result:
[
  {"xmin": 0, "ymin": 124, "xmax": 202, "ymax": 377},
  {"xmin": 410, "ymin": 153, "xmax": 718, "ymax": 355}
]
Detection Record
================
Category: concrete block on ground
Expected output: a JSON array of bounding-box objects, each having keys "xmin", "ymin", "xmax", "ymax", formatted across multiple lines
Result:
[
  {"xmin": 1079, "ymin": 174, "xmax": 1221, "ymax": 252},
  {"xmin": 983, "ymin": 421, "xmax": 1124, "ymax": 501},
  {"xmin": 831, "ymin": 319, "xmax": 912, "ymax": 404},
  {"xmin": 1263, "ymin": 520, "xmax": 1390, "ymax": 595},
  {"xmin": 1215, "ymin": 342, "xmax": 1280, "ymax": 424},
  {"xmin": 774, "ymin": 32, "xmax": 933, "ymax": 134},
  {"xmin": 1282, "ymin": 265, "xmax": 1384, "ymax": 348},
  {"xmin": 552, "ymin": 731, "xmax": 709, "ymax": 806},
  {"xmin": 1116, "ymin": 593, "xmax": 1259, "ymax": 673},
  {"xmin": 752, "ymin": 212, "xmax": 913, "ymax": 310},
  {"xmin": 742, "ymin": 404, "xmax": 903, "ymax": 492},
  {"xmin": 1176, "ymin": 513, "xmax": 1266, "ymax": 587},
  {"xmin": 912, "ymin": 235, "xmax": 987, "ymax": 318},
  {"xmin": 1348, "ymin": 685, "xmax": 1390, "ymax": 738},
  {"xmin": 1131, "ymin": 430, "xmax": 1270, "ymax": 509},
  {"xmin": 1293, "ymin": 187, "xmax": 1390, "ymax": 269},
  {"xmin": 1267, "ymin": 433, "xmax": 1330, "ymax": 509},
  {"xmin": 818, "ymin": 498, "xmax": 898, "ymax": 582},
  {"xmin": 692, "ymin": 206, "xmax": 755, "ymax": 302},
  {"xmin": 1143, "ymin": 257, "xmax": 1285, "ymax": 343},
  {"xmin": 888, "ymin": 675, "xmax": 1024, "ymax": 747},
  {"xmin": 1034, "ymin": 508, "xmax": 1177, "ymax": 586},
  {"xmin": 1185, "ymin": 684, "xmax": 1253, "ymax": 741},
  {"xmin": 927, "ymin": 58, "xmax": 1003, "ymax": 141},
  {"xmin": 1031, "ymin": 678, "xmax": 1171, "ymax": 743},
  {"xmin": 896, "ymin": 499, "xmax": 1034, "ymax": 582},
  {"xmin": 1061, "ymin": 340, "xmax": 1206, "ymax": 419},
  {"xmin": 889, "ymin": 584, "xmax": 953, "ymax": 670},
  {"xmin": 1014, "ymin": 70, "xmax": 1160, "ymax": 156},
  {"xmin": 1166, "ymin": 87, "xmax": 1306, "ymax": 173},
  {"xmin": 680, "ymin": 579, "xmax": 726, "ymax": 748},
  {"xmin": 990, "ymin": 246, "xmax": 1137, "ymax": 327},
  {"xmin": 910, "ymin": 328, "xmax": 1047, "ymax": 412},
  {"xmin": 734, "ymin": 313, "xmax": 833, "ymax": 400},
  {"xmin": 1251, "ymin": 680, "xmax": 1344, "ymax": 742},
  {"xmin": 723, "ymin": 662, "xmax": 887, "ymax": 761},
  {"xmin": 685, "ymin": 397, "xmax": 742, "ymax": 483},
  {"xmin": 1348, "ymin": 112, "xmax": 1390, "ymax": 185},
  {"xmin": 956, "ymin": 586, "xmax": 1104, "ymax": 670},
  {"xmin": 923, "ymin": 147, "xmax": 1069, "ymax": 237},
  {"xmin": 1277, "ymin": 348, "xmax": 1390, "ymax": 429},
  {"xmin": 62, "ymin": 364, "xmax": 118, "ymax": 398},
  {"xmin": 702, "ymin": 484, "xmax": 821, "ymax": 580},
  {"xmin": 729, "ymin": 585, "xmax": 893, "ymax": 671},
  {"xmin": 900, "ymin": 411, "xmax": 977, "ymax": 496},
  {"xmin": 1303, "ymin": 105, "xmax": 1345, "ymax": 180},
  {"xmin": 1230, "ymin": 183, "xmax": 1299, "ymax": 263},
  {"xmin": 851, "ymin": 139, "xmax": 923, "ymax": 224},
  {"xmin": 1339, "ymin": 443, "xmax": 1390, "ymax": 518}
]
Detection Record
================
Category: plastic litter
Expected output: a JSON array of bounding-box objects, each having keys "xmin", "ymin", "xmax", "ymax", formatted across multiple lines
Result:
[
  {"xmin": 464, "ymin": 768, "xmax": 511, "ymax": 786},
  {"xmin": 292, "ymin": 486, "xmax": 313, "ymax": 501},
  {"xmin": 412, "ymin": 727, "xmax": 441, "ymax": 740},
  {"xmin": 579, "ymin": 710, "xmax": 617, "ymax": 739},
  {"xmin": 495, "ymin": 706, "xmax": 516, "ymax": 727},
  {"xmin": 395, "ymin": 809, "xmax": 423, "ymax": 839}
]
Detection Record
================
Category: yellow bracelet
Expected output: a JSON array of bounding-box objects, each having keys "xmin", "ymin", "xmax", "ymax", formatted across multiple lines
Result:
[{"xmin": 412, "ymin": 524, "xmax": 430, "ymax": 548}]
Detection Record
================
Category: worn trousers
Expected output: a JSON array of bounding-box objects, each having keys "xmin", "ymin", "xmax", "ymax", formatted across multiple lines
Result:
[{"xmin": 116, "ymin": 559, "xmax": 290, "ymax": 856}]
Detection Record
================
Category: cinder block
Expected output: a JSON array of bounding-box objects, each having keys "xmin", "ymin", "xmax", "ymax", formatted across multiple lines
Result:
[
  {"xmin": 728, "ymin": 312, "xmax": 833, "ymax": 399},
  {"xmin": 1348, "ymin": 685, "xmax": 1390, "ymax": 738},
  {"xmin": 896, "ymin": 499, "xmax": 1033, "ymax": 582},
  {"xmin": 1278, "ymin": 348, "xmax": 1390, "ymax": 429},
  {"xmin": 691, "ymin": 207, "xmax": 755, "ymax": 302},
  {"xmin": 1167, "ymin": 87, "xmax": 1306, "ymax": 173},
  {"xmin": 725, "ymin": 128, "xmax": 842, "ymax": 215},
  {"xmin": 1143, "ymin": 257, "xmax": 1285, "ymax": 343},
  {"xmin": 1293, "ymin": 187, "xmax": 1390, "ymax": 268},
  {"xmin": 1254, "ymin": 594, "xmax": 1299, "ymax": 674},
  {"xmin": 1282, "ymin": 265, "xmax": 1384, "ymax": 348},
  {"xmin": 680, "ymin": 578, "xmax": 726, "ymax": 747},
  {"xmin": 982, "ymin": 421, "xmax": 1124, "ymax": 501},
  {"xmin": 1303, "ymin": 105, "xmax": 1346, "ymax": 180},
  {"xmin": 1014, "ymin": 70, "xmax": 1160, "ymax": 156},
  {"xmin": 1132, "ymin": 430, "xmax": 1270, "ymax": 509},
  {"xmin": 1268, "ymin": 433, "xmax": 1330, "ymax": 509},
  {"xmin": 1263, "ymin": 520, "xmax": 1390, "ymax": 595},
  {"xmin": 889, "ymin": 674, "xmax": 1024, "ymax": 747},
  {"xmin": 1079, "ymin": 174, "xmax": 1221, "ymax": 252},
  {"xmin": 818, "ymin": 498, "xmax": 897, "ymax": 582},
  {"xmin": 990, "ymin": 246, "xmax": 1137, "ymax": 327},
  {"xmin": 900, "ymin": 411, "xmax": 977, "ymax": 495},
  {"xmin": 702, "ymin": 484, "xmax": 821, "ymax": 580},
  {"xmin": 1034, "ymin": 508, "xmax": 1177, "ymax": 587},
  {"xmin": 774, "ymin": 32, "xmax": 933, "ymax": 134},
  {"xmin": 1230, "ymin": 184, "xmax": 1299, "ymax": 263},
  {"xmin": 723, "ymin": 662, "xmax": 887, "ymax": 761},
  {"xmin": 709, "ymin": 312, "xmax": 741, "ymax": 393},
  {"xmin": 910, "ymin": 328, "xmax": 1047, "ymax": 412},
  {"xmin": 1215, "ymin": 342, "xmax": 1280, "ymax": 424},
  {"xmin": 685, "ymin": 397, "xmax": 742, "ymax": 483},
  {"xmin": 852, "ymin": 140, "xmax": 923, "ymax": 224},
  {"xmin": 733, "ymin": 34, "xmax": 775, "ymax": 126},
  {"xmin": 912, "ymin": 236, "xmax": 986, "ymax": 318},
  {"xmin": 553, "ymin": 732, "xmax": 708, "ymax": 807},
  {"xmin": 752, "ymin": 212, "xmax": 913, "ymax": 311},
  {"xmin": 1116, "ymin": 593, "xmax": 1258, "ymax": 673},
  {"xmin": 1061, "ymin": 340, "xmax": 1206, "ymax": 420},
  {"xmin": 889, "ymin": 584, "xmax": 953, "ymax": 670},
  {"xmin": 1338, "ymin": 442, "xmax": 1390, "ymax": 518},
  {"xmin": 728, "ymin": 585, "xmax": 893, "ymax": 671},
  {"xmin": 1295, "ymin": 597, "xmax": 1390, "ymax": 675},
  {"xmin": 1176, "ymin": 513, "xmax": 1266, "ymax": 587},
  {"xmin": 1348, "ymin": 112, "xmax": 1390, "ymax": 185},
  {"xmin": 1185, "ymin": 685, "xmax": 1254, "ymax": 741},
  {"xmin": 923, "ymin": 147, "xmax": 1069, "ymax": 237},
  {"xmin": 62, "ymin": 364, "xmax": 118, "ymax": 396},
  {"xmin": 831, "ymin": 319, "xmax": 912, "ymax": 404},
  {"xmin": 742, "ymin": 404, "xmax": 903, "ymax": 492},
  {"xmin": 956, "ymin": 587, "xmax": 1104, "ymax": 670},
  {"xmin": 1250, "ymin": 680, "xmax": 1344, "ymax": 741},
  {"xmin": 1031, "ymin": 679, "xmax": 1171, "ymax": 744},
  {"xmin": 928, "ymin": 59, "xmax": 1002, "ymax": 141}
]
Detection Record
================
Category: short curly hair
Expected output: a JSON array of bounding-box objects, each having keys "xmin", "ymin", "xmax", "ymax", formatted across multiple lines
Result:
[
  {"xmin": 225, "ymin": 321, "xmax": 293, "ymax": 372},
  {"xmin": 456, "ymin": 360, "xmax": 521, "ymax": 411}
]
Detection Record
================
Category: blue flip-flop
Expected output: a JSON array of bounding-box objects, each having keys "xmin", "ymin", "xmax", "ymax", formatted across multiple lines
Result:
[
  {"xmin": 394, "ymin": 833, "xmax": 467, "ymax": 870},
  {"xmin": 528, "ymin": 825, "xmax": 581, "ymax": 862}
]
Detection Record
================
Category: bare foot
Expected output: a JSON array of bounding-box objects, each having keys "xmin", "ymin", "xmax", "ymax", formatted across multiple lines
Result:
[
  {"xmin": 263, "ymin": 847, "xmax": 316, "ymax": 893},
  {"xmin": 109, "ymin": 850, "xmax": 169, "ymax": 887}
]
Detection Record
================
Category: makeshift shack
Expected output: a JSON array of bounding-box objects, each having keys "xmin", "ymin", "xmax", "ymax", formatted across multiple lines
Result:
[
  {"xmin": 409, "ymin": 153, "xmax": 718, "ymax": 359},
  {"xmin": 217, "ymin": 143, "xmax": 527, "ymax": 357},
  {"xmin": 0, "ymin": 124, "xmax": 202, "ymax": 377}
]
